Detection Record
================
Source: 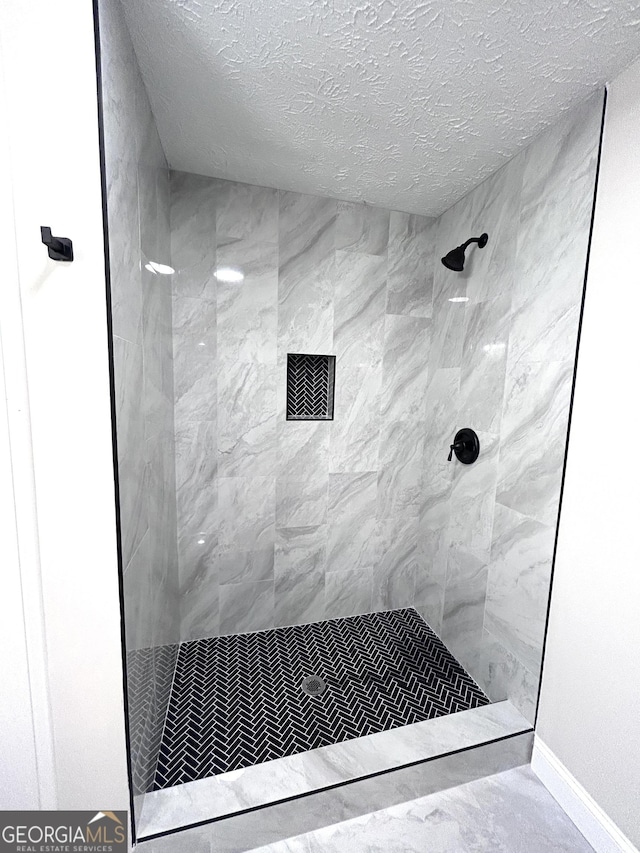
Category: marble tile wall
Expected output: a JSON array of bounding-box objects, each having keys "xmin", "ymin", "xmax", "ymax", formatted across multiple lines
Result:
[
  {"xmin": 170, "ymin": 176, "xmax": 436, "ymax": 642},
  {"xmin": 169, "ymin": 92, "xmax": 602, "ymax": 726},
  {"xmin": 422, "ymin": 92, "xmax": 604, "ymax": 722},
  {"xmin": 98, "ymin": 0, "xmax": 180, "ymax": 814}
]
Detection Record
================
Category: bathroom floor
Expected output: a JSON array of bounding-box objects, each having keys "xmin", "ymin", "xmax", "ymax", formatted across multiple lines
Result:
[
  {"xmin": 153, "ymin": 607, "xmax": 488, "ymax": 790},
  {"xmin": 139, "ymin": 766, "xmax": 594, "ymax": 853}
]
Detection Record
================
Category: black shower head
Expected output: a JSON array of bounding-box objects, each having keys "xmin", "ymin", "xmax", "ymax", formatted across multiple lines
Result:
[{"xmin": 441, "ymin": 233, "xmax": 488, "ymax": 272}]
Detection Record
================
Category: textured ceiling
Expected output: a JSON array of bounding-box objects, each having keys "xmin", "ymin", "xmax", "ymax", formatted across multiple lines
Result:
[{"xmin": 119, "ymin": 0, "xmax": 640, "ymax": 216}]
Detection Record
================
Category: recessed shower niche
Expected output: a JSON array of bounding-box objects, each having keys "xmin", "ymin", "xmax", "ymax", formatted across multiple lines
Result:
[
  {"xmin": 286, "ymin": 353, "xmax": 336, "ymax": 420},
  {"xmin": 97, "ymin": 0, "xmax": 605, "ymax": 841}
]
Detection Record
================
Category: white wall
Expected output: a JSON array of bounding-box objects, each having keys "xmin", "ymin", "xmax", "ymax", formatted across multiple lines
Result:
[
  {"xmin": 0, "ymin": 0, "xmax": 129, "ymax": 815},
  {"xmin": 536, "ymin": 56, "xmax": 640, "ymax": 848}
]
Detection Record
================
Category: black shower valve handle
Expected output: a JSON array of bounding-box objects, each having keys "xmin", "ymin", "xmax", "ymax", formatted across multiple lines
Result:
[
  {"xmin": 447, "ymin": 428, "xmax": 480, "ymax": 465},
  {"xmin": 447, "ymin": 441, "xmax": 464, "ymax": 462}
]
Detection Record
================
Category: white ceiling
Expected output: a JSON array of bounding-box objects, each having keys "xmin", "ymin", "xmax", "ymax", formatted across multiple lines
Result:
[{"xmin": 120, "ymin": 0, "xmax": 640, "ymax": 217}]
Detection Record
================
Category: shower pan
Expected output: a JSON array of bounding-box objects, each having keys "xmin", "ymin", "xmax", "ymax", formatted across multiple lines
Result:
[{"xmin": 96, "ymin": 0, "xmax": 605, "ymax": 842}]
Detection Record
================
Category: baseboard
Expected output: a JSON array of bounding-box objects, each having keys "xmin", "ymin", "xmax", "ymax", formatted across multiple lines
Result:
[{"xmin": 532, "ymin": 737, "xmax": 637, "ymax": 853}]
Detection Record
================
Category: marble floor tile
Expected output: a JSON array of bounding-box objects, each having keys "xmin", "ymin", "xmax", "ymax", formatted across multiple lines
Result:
[
  {"xmin": 485, "ymin": 502, "xmax": 554, "ymax": 677},
  {"xmin": 335, "ymin": 201, "xmax": 390, "ymax": 255},
  {"xmin": 333, "ymin": 250, "xmax": 386, "ymax": 367},
  {"xmin": 297, "ymin": 765, "xmax": 593, "ymax": 853}
]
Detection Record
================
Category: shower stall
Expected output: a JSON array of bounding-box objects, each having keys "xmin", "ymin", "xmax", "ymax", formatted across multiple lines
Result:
[{"xmin": 97, "ymin": 0, "xmax": 604, "ymax": 842}]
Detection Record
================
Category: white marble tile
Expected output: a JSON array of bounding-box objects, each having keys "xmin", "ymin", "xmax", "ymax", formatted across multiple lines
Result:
[
  {"xmin": 458, "ymin": 294, "xmax": 511, "ymax": 434},
  {"xmin": 123, "ymin": 531, "xmax": 153, "ymax": 651},
  {"xmin": 424, "ymin": 368, "xmax": 461, "ymax": 467},
  {"xmin": 113, "ymin": 336, "xmax": 148, "ymax": 569},
  {"xmin": 217, "ymin": 545, "xmax": 274, "ymax": 586},
  {"xmin": 441, "ymin": 545, "xmax": 488, "ymax": 675},
  {"xmin": 277, "ymin": 420, "xmax": 330, "ymax": 479},
  {"xmin": 447, "ymin": 430, "xmax": 499, "ymax": 563},
  {"xmin": 485, "ymin": 502, "xmax": 554, "ymax": 677},
  {"xmin": 275, "ymin": 525, "xmax": 327, "ymax": 576},
  {"xmin": 325, "ymin": 567, "xmax": 373, "ymax": 619},
  {"xmin": 217, "ymin": 360, "xmax": 277, "ymax": 478},
  {"xmin": 173, "ymin": 346, "xmax": 217, "ymax": 424},
  {"xmin": 179, "ymin": 558, "xmax": 219, "ymax": 642},
  {"xmin": 170, "ymin": 171, "xmax": 218, "ymax": 298},
  {"xmin": 476, "ymin": 628, "xmax": 538, "ymax": 725},
  {"xmin": 333, "ymin": 250, "xmax": 386, "ymax": 367},
  {"xmin": 326, "ymin": 473, "xmax": 377, "ymax": 573},
  {"xmin": 278, "ymin": 191, "xmax": 336, "ymax": 353},
  {"xmin": 497, "ymin": 359, "xmax": 573, "ymax": 526},
  {"xmin": 276, "ymin": 477, "xmax": 328, "ymax": 528},
  {"xmin": 217, "ymin": 240, "xmax": 278, "ymax": 364},
  {"xmin": 428, "ymin": 295, "xmax": 469, "ymax": 371},
  {"xmin": 387, "ymin": 212, "xmax": 435, "ymax": 317},
  {"xmin": 379, "ymin": 315, "xmax": 431, "ymax": 424},
  {"xmin": 335, "ymin": 201, "xmax": 390, "ymax": 256},
  {"xmin": 416, "ymin": 465, "xmax": 452, "ymax": 636},
  {"xmin": 275, "ymin": 527, "xmax": 326, "ymax": 626},
  {"xmin": 217, "ymin": 477, "xmax": 276, "ymax": 552},
  {"xmin": 219, "ymin": 580, "xmax": 275, "ymax": 636},
  {"xmin": 172, "ymin": 292, "xmax": 216, "ymax": 360},
  {"xmin": 329, "ymin": 364, "xmax": 381, "ymax": 473},
  {"xmin": 216, "ymin": 181, "xmax": 279, "ymax": 244},
  {"xmin": 509, "ymin": 94, "xmax": 601, "ymax": 368},
  {"xmin": 300, "ymin": 765, "xmax": 592, "ymax": 853},
  {"xmin": 373, "ymin": 517, "xmax": 418, "ymax": 610},
  {"xmin": 377, "ymin": 419, "xmax": 424, "ymax": 518},
  {"xmin": 136, "ymin": 701, "xmax": 531, "ymax": 838}
]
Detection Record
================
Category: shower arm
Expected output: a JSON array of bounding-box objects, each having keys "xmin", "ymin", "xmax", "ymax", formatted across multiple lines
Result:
[{"xmin": 459, "ymin": 236, "xmax": 483, "ymax": 252}]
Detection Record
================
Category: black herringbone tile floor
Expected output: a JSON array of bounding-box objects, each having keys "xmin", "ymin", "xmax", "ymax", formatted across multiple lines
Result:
[{"xmin": 153, "ymin": 608, "xmax": 489, "ymax": 790}]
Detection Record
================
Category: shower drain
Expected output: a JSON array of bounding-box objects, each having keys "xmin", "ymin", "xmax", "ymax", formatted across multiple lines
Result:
[{"xmin": 301, "ymin": 675, "xmax": 326, "ymax": 697}]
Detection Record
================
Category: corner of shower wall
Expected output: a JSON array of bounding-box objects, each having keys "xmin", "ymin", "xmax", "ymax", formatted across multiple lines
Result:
[
  {"xmin": 423, "ymin": 89, "xmax": 605, "ymax": 723},
  {"xmin": 97, "ymin": 0, "xmax": 180, "ymax": 826}
]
